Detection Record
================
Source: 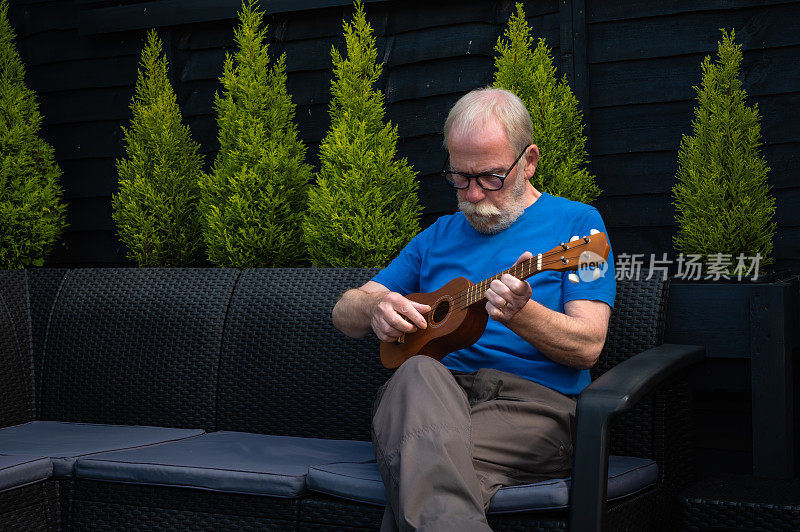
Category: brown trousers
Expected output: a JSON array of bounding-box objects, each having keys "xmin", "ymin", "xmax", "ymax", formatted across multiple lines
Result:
[{"xmin": 371, "ymin": 356, "xmax": 576, "ymax": 532}]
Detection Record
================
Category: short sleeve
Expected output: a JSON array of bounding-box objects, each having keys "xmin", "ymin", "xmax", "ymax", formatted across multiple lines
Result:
[
  {"xmin": 562, "ymin": 207, "xmax": 616, "ymax": 308},
  {"xmin": 370, "ymin": 231, "xmax": 425, "ymax": 295}
]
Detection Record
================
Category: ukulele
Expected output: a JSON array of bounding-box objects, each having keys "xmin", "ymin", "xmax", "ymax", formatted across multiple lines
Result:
[{"xmin": 379, "ymin": 230, "xmax": 610, "ymax": 369}]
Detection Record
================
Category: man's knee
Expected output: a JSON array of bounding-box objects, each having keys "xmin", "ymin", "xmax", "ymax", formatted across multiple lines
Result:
[
  {"xmin": 381, "ymin": 356, "xmax": 457, "ymax": 403},
  {"xmin": 373, "ymin": 356, "xmax": 467, "ymax": 427},
  {"xmin": 392, "ymin": 355, "xmax": 449, "ymax": 382}
]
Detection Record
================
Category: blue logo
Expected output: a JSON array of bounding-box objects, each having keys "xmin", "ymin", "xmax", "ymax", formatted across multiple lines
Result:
[{"xmin": 577, "ymin": 251, "xmax": 608, "ymax": 283}]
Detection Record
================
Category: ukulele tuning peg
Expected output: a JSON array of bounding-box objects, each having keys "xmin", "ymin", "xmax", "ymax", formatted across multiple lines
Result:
[
  {"xmin": 568, "ymin": 273, "xmax": 580, "ymax": 284},
  {"xmin": 569, "ymin": 235, "xmax": 580, "ymax": 242},
  {"xmin": 589, "ymin": 229, "xmax": 600, "ymax": 235}
]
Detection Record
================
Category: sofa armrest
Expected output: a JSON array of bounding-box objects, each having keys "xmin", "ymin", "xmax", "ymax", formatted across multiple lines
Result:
[{"xmin": 568, "ymin": 343, "xmax": 705, "ymax": 531}]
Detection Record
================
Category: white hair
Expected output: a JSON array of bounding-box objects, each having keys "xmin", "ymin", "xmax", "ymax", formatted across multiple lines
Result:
[{"xmin": 443, "ymin": 87, "xmax": 533, "ymax": 153}]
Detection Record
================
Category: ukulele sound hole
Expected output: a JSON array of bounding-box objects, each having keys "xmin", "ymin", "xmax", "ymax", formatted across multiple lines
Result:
[{"xmin": 432, "ymin": 300, "xmax": 450, "ymax": 323}]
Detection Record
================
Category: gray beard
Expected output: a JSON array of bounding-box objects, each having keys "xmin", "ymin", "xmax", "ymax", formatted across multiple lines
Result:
[{"xmin": 458, "ymin": 177, "xmax": 528, "ymax": 235}]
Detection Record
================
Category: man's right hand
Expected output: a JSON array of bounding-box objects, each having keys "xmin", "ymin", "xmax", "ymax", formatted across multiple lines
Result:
[
  {"xmin": 370, "ymin": 292, "xmax": 431, "ymax": 343},
  {"xmin": 332, "ymin": 281, "xmax": 431, "ymax": 340}
]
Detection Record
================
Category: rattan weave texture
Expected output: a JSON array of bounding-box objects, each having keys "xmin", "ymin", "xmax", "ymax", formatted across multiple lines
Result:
[
  {"xmin": 679, "ymin": 475, "xmax": 800, "ymax": 530},
  {"xmin": 298, "ymin": 494, "xmax": 576, "ymax": 531},
  {"xmin": 0, "ymin": 270, "xmax": 32, "ymax": 427},
  {"xmin": 26, "ymin": 268, "xmax": 68, "ymax": 416},
  {"xmin": 0, "ymin": 271, "xmax": 32, "ymax": 384},
  {"xmin": 297, "ymin": 489, "xmax": 660, "ymax": 531},
  {"xmin": 72, "ymin": 480, "xmax": 299, "ymax": 530},
  {"xmin": 39, "ymin": 268, "xmax": 238, "ymax": 430},
  {"xmin": 594, "ymin": 278, "xmax": 668, "ymax": 374},
  {"xmin": 217, "ymin": 268, "xmax": 391, "ymax": 440},
  {"xmin": 593, "ymin": 278, "xmax": 669, "ymax": 461},
  {"xmin": 0, "ymin": 480, "xmax": 59, "ymax": 532}
]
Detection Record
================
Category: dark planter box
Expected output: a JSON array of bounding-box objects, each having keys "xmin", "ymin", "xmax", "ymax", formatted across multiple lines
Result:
[{"xmin": 665, "ymin": 275, "xmax": 800, "ymax": 478}]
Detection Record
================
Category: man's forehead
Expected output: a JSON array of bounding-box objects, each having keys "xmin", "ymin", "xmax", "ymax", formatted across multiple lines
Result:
[
  {"xmin": 449, "ymin": 117, "xmax": 507, "ymax": 147},
  {"xmin": 447, "ymin": 129, "xmax": 515, "ymax": 168}
]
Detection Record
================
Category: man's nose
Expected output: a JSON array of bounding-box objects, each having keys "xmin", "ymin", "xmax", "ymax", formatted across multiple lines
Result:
[{"xmin": 464, "ymin": 179, "xmax": 485, "ymax": 203}]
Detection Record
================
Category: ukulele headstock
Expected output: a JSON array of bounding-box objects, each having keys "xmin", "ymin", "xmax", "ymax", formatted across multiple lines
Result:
[{"xmin": 542, "ymin": 230, "xmax": 610, "ymax": 282}]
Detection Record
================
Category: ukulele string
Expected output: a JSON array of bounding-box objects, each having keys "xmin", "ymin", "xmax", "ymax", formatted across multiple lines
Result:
[{"xmin": 417, "ymin": 240, "xmax": 595, "ymax": 317}]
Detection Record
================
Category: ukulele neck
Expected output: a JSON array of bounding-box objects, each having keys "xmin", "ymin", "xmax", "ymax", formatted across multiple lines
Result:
[
  {"xmin": 461, "ymin": 255, "xmax": 542, "ymax": 307},
  {"xmin": 458, "ymin": 236, "xmax": 604, "ymax": 308}
]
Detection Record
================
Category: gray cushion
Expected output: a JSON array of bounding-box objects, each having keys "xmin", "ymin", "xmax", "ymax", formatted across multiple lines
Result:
[
  {"xmin": 306, "ymin": 455, "xmax": 658, "ymax": 513},
  {"xmin": 0, "ymin": 454, "xmax": 52, "ymax": 492},
  {"xmin": 0, "ymin": 421, "xmax": 204, "ymax": 478},
  {"xmin": 75, "ymin": 431, "xmax": 375, "ymax": 497}
]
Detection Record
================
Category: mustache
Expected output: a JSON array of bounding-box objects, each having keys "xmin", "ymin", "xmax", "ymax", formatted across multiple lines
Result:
[{"xmin": 458, "ymin": 199, "xmax": 502, "ymax": 217}]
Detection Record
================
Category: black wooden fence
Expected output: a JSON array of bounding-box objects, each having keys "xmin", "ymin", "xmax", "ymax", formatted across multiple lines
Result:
[{"xmin": 9, "ymin": 0, "xmax": 800, "ymax": 272}]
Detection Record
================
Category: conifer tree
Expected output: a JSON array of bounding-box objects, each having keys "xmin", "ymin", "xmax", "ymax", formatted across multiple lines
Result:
[
  {"xmin": 672, "ymin": 29, "xmax": 776, "ymax": 267},
  {"xmin": 200, "ymin": 0, "xmax": 311, "ymax": 268},
  {"xmin": 0, "ymin": 0, "xmax": 67, "ymax": 269},
  {"xmin": 113, "ymin": 29, "xmax": 205, "ymax": 267},
  {"xmin": 304, "ymin": 0, "xmax": 420, "ymax": 267},
  {"xmin": 494, "ymin": 3, "xmax": 600, "ymax": 204}
]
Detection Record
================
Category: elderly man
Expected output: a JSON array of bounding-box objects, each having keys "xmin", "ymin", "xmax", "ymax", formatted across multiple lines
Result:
[{"xmin": 332, "ymin": 87, "xmax": 615, "ymax": 531}]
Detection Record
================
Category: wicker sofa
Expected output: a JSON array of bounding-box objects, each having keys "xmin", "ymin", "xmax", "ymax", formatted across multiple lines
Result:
[{"xmin": 0, "ymin": 267, "xmax": 703, "ymax": 531}]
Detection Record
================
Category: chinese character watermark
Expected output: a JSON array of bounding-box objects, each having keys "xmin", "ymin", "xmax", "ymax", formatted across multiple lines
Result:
[{"xmin": 614, "ymin": 253, "xmax": 761, "ymax": 281}]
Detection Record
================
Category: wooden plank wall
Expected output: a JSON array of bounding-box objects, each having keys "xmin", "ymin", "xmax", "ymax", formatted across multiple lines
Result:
[
  {"xmin": 9, "ymin": 0, "xmax": 799, "ymax": 271},
  {"xmin": 8, "ymin": 0, "xmax": 559, "ymax": 265},
  {"xmin": 587, "ymin": 0, "xmax": 800, "ymax": 276}
]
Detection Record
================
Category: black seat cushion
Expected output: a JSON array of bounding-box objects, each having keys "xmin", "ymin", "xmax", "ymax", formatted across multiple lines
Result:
[
  {"xmin": 0, "ymin": 421, "xmax": 204, "ymax": 478},
  {"xmin": 75, "ymin": 431, "xmax": 375, "ymax": 497},
  {"xmin": 0, "ymin": 454, "xmax": 52, "ymax": 492},
  {"xmin": 306, "ymin": 456, "xmax": 658, "ymax": 512}
]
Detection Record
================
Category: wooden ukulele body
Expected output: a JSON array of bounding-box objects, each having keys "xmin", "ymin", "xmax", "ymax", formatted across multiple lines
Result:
[{"xmin": 379, "ymin": 277, "xmax": 488, "ymax": 369}]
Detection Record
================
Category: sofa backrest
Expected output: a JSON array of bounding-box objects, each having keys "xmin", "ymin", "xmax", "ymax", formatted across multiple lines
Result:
[
  {"xmin": 594, "ymin": 277, "xmax": 667, "ymax": 374},
  {"xmin": 593, "ymin": 277, "xmax": 669, "ymax": 458},
  {"xmin": 38, "ymin": 268, "xmax": 238, "ymax": 430},
  {"xmin": 25, "ymin": 268, "xmax": 69, "ymax": 417},
  {"xmin": 0, "ymin": 270, "xmax": 33, "ymax": 427},
  {"xmin": 217, "ymin": 268, "xmax": 391, "ymax": 440},
  {"xmin": 23, "ymin": 267, "xmax": 667, "ymax": 447}
]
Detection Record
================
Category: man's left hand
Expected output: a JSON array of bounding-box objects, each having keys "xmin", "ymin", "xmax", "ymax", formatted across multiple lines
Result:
[{"xmin": 485, "ymin": 251, "xmax": 533, "ymax": 323}]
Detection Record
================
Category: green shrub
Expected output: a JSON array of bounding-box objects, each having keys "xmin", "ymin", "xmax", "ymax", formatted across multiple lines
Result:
[
  {"xmin": 0, "ymin": 0, "xmax": 67, "ymax": 269},
  {"xmin": 494, "ymin": 3, "xmax": 600, "ymax": 204},
  {"xmin": 200, "ymin": 0, "xmax": 311, "ymax": 268},
  {"xmin": 113, "ymin": 29, "xmax": 205, "ymax": 267},
  {"xmin": 672, "ymin": 29, "xmax": 776, "ymax": 267},
  {"xmin": 304, "ymin": 0, "xmax": 421, "ymax": 267}
]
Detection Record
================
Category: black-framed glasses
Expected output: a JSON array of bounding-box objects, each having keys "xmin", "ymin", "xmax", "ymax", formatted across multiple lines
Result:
[{"xmin": 441, "ymin": 145, "xmax": 530, "ymax": 191}]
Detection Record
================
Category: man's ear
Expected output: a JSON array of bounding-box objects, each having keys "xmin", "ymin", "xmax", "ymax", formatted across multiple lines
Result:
[{"xmin": 524, "ymin": 145, "xmax": 540, "ymax": 178}]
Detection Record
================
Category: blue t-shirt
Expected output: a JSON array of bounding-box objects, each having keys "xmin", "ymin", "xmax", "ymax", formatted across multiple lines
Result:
[{"xmin": 371, "ymin": 192, "xmax": 616, "ymax": 396}]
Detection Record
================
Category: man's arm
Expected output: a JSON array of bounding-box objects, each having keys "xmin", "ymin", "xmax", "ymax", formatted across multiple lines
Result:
[
  {"xmin": 332, "ymin": 281, "xmax": 431, "ymax": 341},
  {"xmin": 483, "ymin": 252, "xmax": 611, "ymax": 369}
]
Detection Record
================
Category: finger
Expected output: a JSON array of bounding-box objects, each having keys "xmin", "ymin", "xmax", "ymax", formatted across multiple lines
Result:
[
  {"xmin": 403, "ymin": 301, "xmax": 430, "ymax": 329},
  {"xmin": 485, "ymin": 301, "xmax": 505, "ymax": 321},
  {"xmin": 376, "ymin": 297, "xmax": 419, "ymax": 333},
  {"xmin": 411, "ymin": 301, "xmax": 431, "ymax": 314},
  {"xmin": 489, "ymin": 279, "xmax": 514, "ymax": 302},
  {"xmin": 377, "ymin": 313, "xmax": 414, "ymax": 340},
  {"xmin": 484, "ymin": 287, "xmax": 506, "ymax": 310},
  {"xmin": 372, "ymin": 316, "xmax": 397, "ymax": 343},
  {"xmin": 387, "ymin": 311, "xmax": 419, "ymax": 334},
  {"xmin": 515, "ymin": 251, "xmax": 533, "ymax": 265},
  {"xmin": 501, "ymin": 273, "xmax": 532, "ymax": 296}
]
